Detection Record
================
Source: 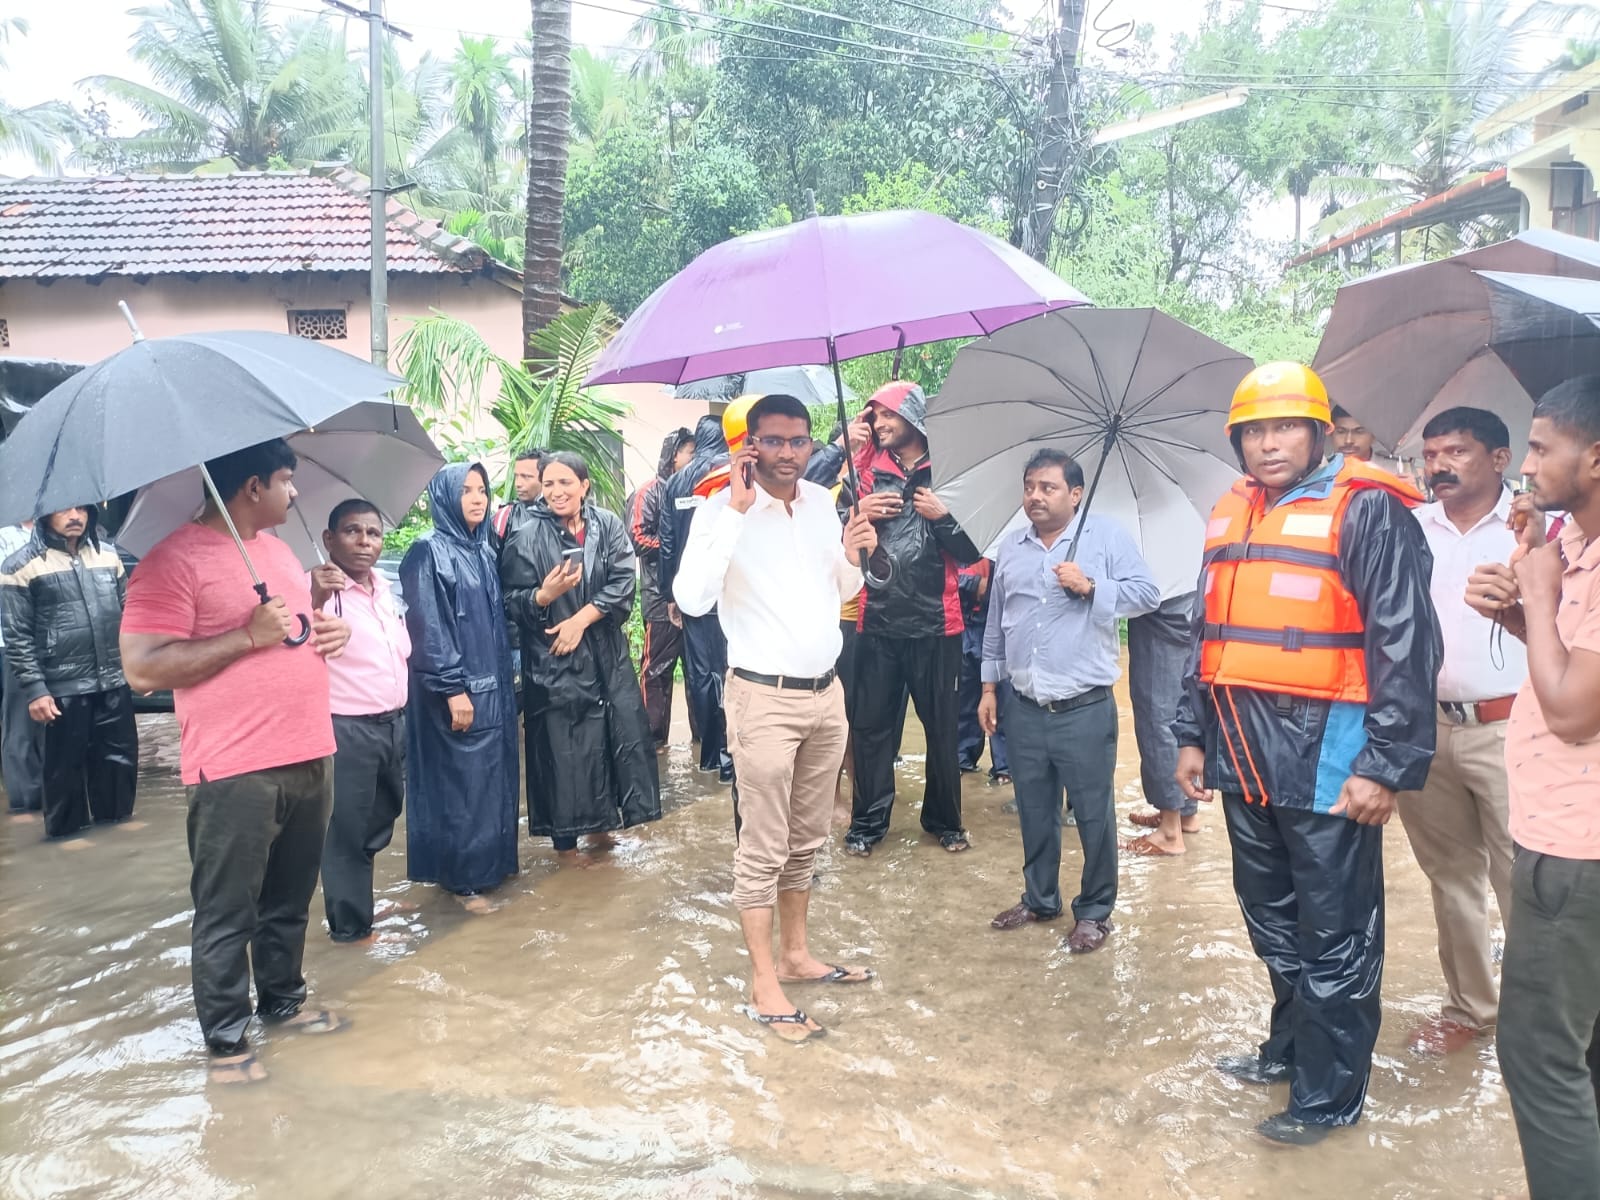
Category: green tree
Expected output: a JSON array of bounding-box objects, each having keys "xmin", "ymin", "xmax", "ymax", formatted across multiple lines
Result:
[
  {"xmin": 82, "ymin": 0, "xmax": 362, "ymax": 169},
  {"xmin": 0, "ymin": 19, "xmax": 78, "ymax": 171}
]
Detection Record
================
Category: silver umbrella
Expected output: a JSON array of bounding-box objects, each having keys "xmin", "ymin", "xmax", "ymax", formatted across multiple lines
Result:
[
  {"xmin": 928, "ymin": 307, "xmax": 1250, "ymax": 601},
  {"xmin": 674, "ymin": 365, "xmax": 857, "ymax": 409}
]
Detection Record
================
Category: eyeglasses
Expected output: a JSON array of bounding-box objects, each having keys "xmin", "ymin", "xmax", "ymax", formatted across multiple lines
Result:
[{"xmin": 752, "ymin": 436, "xmax": 814, "ymax": 451}]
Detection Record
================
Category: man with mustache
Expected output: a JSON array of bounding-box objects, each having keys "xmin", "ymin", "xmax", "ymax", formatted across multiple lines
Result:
[
  {"xmin": 0, "ymin": 505, "xmax": 138, "ymax": 838},
  {"xmin": 1174, "ymin": 363, "xmax": 1440, "ymax": 1145},
  {"xmin": 1395, "ymin": 408, "xmax": 1522, "ymax": 1057}
]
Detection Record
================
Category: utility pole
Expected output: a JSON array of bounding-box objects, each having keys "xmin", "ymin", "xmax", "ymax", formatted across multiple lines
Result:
[
  {"xmin": 1024, "ymin": 0, "xmax": 1088, "ymax": 266},
  {"xmin": 324, "ymin": 0, "xmax": 411, "ymax": 368}
]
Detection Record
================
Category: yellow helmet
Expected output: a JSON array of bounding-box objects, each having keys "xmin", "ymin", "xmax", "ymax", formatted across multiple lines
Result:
[
  {"xmin": 721, "ymin": 393, "xmax": 760, "ymax": 452},
  {"xmin": 1226, "ymin": 362, "xmax": 1332, "ymax": 432}
]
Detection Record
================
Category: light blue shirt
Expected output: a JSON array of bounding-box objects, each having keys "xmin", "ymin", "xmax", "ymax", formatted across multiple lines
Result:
[{"xmin": 981, "ymin": 513, "xmax": 1158, "ymax": 703}]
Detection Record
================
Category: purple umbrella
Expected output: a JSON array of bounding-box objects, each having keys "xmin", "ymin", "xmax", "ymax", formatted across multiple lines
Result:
[
  {"xmin": 586, "ymin": 209, "xmax": 1089, "ymax": 585},
  {"xmin": 588, "ymin": 209, "xmax": 1088, "ymax": 386}
]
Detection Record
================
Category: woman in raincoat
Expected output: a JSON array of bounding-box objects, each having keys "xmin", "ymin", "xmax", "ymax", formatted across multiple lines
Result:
[
  {"xmin": 500, "ymin": 452, "xmax": 660, "ymax": 864},
  {"xmin": 400, "ymin": 463, "xmax": 520, "ymax": 908}
]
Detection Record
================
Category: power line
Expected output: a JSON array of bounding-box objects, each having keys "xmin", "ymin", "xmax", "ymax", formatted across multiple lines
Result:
[{"xmin": 745, "ymin": 0, "xmax": 1023, "ymax": 55}]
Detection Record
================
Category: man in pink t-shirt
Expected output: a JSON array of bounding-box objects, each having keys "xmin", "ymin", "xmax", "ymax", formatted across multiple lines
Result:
[
  {"xmin": 121, "ymin": 439, "xmax": 350, "ymax": 1086},
  {"xmin": 1465, "ymin": 375, "xmax": 1600, "ymax": 1200}
]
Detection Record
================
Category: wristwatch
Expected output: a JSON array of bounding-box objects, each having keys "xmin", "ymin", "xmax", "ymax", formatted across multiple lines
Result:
[{"xmin": 1082, "ymin": 577, "xmax": 1097, "ymax": 602}]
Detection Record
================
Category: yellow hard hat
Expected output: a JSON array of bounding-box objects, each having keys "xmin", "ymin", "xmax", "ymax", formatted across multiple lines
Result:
[
  {"xmin": 721, "ymin": 393, "xmax": 760, "ymax": 451},
  {"xmin": 1226, "ymin": 362, "xmax": 1332, "ymax": 432}
]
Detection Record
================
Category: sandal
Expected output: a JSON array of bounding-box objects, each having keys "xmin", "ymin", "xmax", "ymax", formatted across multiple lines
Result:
[
  {"xmin": 267, "ymin": 1008, "xmax": 351, "ymax": 1036},
  {"xmin": 781, "ymin": 963, "xmax": 876, "ymax": 985},
  {"xmin": 843, "ymin": 836, "xmax": 872, "ymax": 858},
  {"xmin": 753, "ymin": 1008, "xmax": 826, "ymax": 1043},
  {"xmin": 1122, "ymin": 836, "xmax": 1182, "ymax": 858},
  {"xmin": 208, "ymin": 1050, "xmax": 268, "ymax": 1085},
  {"xmin": 939, "ymin": 831, "xmax": 971, "ymax": 853}
]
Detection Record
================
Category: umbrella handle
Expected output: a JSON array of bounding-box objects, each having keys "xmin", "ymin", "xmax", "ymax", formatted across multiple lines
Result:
[
  {"xmin": 255, "ymin": 582, "xmax": 312, "ymax": 647},
  {"xmin": 829, "ymin": 338, "xmax": 892, "ymax": 590}
]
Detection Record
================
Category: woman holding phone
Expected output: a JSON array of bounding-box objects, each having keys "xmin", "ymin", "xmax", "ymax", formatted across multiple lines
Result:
[
  {"xmin": 500, "ymin": 452, "xmax": 661, "ymax": 864},
  {"xmin": 399, "ymin": 462, "xmax": 520, "ymax": 910}
]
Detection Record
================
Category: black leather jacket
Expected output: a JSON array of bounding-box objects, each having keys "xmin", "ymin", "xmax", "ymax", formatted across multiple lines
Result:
[{"xmin": 0, "ymin": 513, "xmax": 127, "ymax": 700}]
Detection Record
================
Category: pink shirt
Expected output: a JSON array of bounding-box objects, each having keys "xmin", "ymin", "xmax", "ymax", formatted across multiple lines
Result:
[
  {"xmin": 122, "ymin": 523, "xmax": 335, "ymax": 786},
  {"xmin": 1506, "ymin": 519, "xmax": 1600, "ymax": 859},
  {"xmin": 316, "ymin": 568, "xmax": 410, "ymax": 716}
]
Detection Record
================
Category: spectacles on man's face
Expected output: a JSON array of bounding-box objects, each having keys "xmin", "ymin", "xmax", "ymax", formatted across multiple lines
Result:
[{"xmin": 753, "ymin": 436, "xmax": 813, "ymax": 452}]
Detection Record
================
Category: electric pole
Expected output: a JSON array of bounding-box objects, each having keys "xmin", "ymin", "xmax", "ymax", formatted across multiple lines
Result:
[
  {"xmin": 323, "ymin": 0, "xmax": 411, "ymax": 368},
  {"xmin": 1024, "ymin": 0, "xmax": 1088, "ymax": 266}
]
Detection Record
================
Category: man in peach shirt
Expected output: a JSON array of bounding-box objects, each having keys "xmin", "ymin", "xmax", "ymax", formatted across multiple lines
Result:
[{"xmin": 1467, "ymin": 374, "xmax": 1600, "ymax": 1200}]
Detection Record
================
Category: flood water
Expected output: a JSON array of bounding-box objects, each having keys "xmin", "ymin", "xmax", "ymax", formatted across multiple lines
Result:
[{"xmin": 1, "ymin": 679, "xmax": 1527, "ymax": 1199}]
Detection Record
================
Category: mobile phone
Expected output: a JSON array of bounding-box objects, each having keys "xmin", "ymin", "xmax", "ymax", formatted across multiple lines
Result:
[
  {"xmin": 741, "ymin": 460, "xmax": 754, "ymax": 488},
  {"xmin": 561, "ymin": 544, "xmax": 583, "ymax": 567}
]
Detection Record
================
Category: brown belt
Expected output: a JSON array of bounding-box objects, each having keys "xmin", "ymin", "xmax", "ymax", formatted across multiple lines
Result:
[{"xmin": 1440, "ymin": 696, "xmax": 1515, "ymax": 725}]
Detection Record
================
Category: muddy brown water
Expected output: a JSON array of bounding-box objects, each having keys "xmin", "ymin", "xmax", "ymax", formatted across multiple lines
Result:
[{"xmin": 1, "ymin": 680, "xmax": 1526, "ymax": 1199}]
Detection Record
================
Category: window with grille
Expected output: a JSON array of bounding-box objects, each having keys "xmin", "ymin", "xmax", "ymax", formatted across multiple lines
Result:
[
  {"xmin": 0, "ymin": 318, "xmax": 9, "ymax": 349},
  {"xmin": 288, "ymin": 309, "xmax": 347, "ymax": 340}
]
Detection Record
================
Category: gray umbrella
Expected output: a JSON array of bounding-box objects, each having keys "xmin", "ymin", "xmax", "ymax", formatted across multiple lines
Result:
[
  {"xmin": 929, "ymin": 307, "xmax": 1249, "ymax": 601},
  {"xmin": 114, "ymin": 401, "xmax": 443, "ymax": 569},
  {"xmin": 674, "ymin": 365, "xmax": 856, "ymax": 409},
  {"xmin": 1477, "ymin": 270, "xmax": 1600, "ymax": 401}
]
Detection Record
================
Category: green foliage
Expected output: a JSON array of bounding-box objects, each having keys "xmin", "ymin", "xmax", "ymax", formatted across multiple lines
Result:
[
  {"xmin": 0, "ymin": 18, "xmax": 79, "ymax": 170},
  {"xmin": 395, "ymin": 303, "xmax": 633, "ymax": 511},
  {"xmin": 670, "ymin": 140, "xmax": 769, "ymax": 258}
]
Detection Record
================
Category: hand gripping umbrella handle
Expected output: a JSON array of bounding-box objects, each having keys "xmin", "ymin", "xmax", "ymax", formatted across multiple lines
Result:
[
  {"xmin": 829, "ymin": 338, "xmax": 893, "ymax": 591},
  {"xmin": 196, "ymin": 463, "xmax": 312, "ymax": 647},
  {"xmin": 253, "ymin": 582, "xmax": 312, "ymax": 647}
]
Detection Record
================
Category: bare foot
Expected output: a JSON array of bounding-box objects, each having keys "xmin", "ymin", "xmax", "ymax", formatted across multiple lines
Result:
[
  {"xmin": 113, "ymin": 820, "xmax": 149, "ymax": 832},
  {"xmin": 8, "ymin": 812, "xmax": 41, "ymax": 825},
  {"xmin": 208, "ymin": 1050, "xmax": 268, "ymax": 1085},
  {"xmin": 56, "ymin": 838, "xmax": 92, "ymax": 852},
  {"xmin": 373, "ymin": 899, "xmax": 420, "ymax": 918},
  {"xmin": 334, "ymin": 930, "xmax": 410, "ymax": 947},
  {"xmin": 584, "ymin": 833, "xmax": 618, "ymax": 853},
  {"xmin": 456, "ymin": 893, "xmax": 496, "ymax": 914},
  {"xmin": 557, "ymin": 849, "xmax": 598, "ymax": 869}
]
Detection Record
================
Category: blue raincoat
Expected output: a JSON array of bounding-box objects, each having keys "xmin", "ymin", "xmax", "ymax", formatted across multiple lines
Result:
[{"xmin": 400, "ymin": 463, "xmax": 520, "ymax": 893}]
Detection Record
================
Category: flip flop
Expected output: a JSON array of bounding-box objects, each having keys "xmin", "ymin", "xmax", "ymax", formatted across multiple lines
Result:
[
  {"xmin": 939, "ymin": 831, "xmax": 971, "ymax": 853},
  {"xmin": 268, "ymin": 1008, "xmax": 351, "ymax": 1035},
  {"xmin": 1122, "ymin": 836, "xmax": 1182, "ymax": 858},
  {"xmin": 753, "ymin": 1009, "xmax": 826, "ymax": 1043},
  {"xmin": 781, "ymin": 964, "xmax": 876, "ymax": 985},
  {"xmin": 208, "ymin": 1050, "xmax": 268, "ymax": 1085},
  {"xmin": 1128, "ymin": 810, "xmax": 1162, "ymax": 829}
]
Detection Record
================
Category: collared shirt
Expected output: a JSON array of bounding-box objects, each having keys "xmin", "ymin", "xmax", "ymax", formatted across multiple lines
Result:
[
  {"xmin": 1506, "ymin": 518, "xmax": 1600, "ymax": 859},
  {"xmin": 1415, "ymin": 486, "xmax": 1527, "ymax": 702},
  {"xmin": 982, "ymin": 513, "xmax": 1159, "ymax": 703},
  {"xmin": 673, "ymin": 479, "xmax": 862, "ymax": 677},
  {"xmin": 319, "ymin": 568, "xmax": 411, "ymax": 716},
  {"xmin": 0, "ymin": 525, "xmax": 28, "ymax": 648}
]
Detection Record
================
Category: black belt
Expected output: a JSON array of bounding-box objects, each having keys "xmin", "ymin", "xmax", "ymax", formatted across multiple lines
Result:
[
  {"xmin": 732, "ymin": 667, "xmax": 837, "ymax": 693},
  {"xmin": 337, "ymin": 708, "xmax": 404, "ymax": 723},
  {"xmin": 1015, "ymin": 685, "xmax": 1110, "ymax": 714}
]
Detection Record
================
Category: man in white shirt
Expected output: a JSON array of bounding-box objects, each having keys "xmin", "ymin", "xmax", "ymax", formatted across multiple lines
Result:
[
  {"xmin": 0, "ymin": 521, "xmax": 43, "ymax": 820},
  {"xmin": 1399, "ymin": 407, "xmax": 1525, "ymax": 1055},
  {"xmin": 675, "ymin": 393, "xmax": 879, "ymax": 1044}
]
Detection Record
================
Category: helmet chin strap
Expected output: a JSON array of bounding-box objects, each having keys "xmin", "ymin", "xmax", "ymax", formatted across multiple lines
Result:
[{"xmin": 1231, "ymin": 422, "xmax": 1329, "ymax": 488}]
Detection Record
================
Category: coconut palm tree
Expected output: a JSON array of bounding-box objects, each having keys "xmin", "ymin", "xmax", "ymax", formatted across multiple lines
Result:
[
  {"xmin": 82, "ymin": 0, "xmax": 361, "ymax": 169},
  {"xmin": 523, "ymin": 0, "xmax": 574, "ymax": 350},
  {"xmin": 0, "ymin": 19, "xmax": 78, "ymax": 172}
]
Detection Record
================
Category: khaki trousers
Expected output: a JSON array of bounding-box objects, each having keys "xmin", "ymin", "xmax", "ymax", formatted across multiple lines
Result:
[
  {"xmin": 1396, "ymin": 718, "xmax": 1514, "ymax": 1030},
  {"xmin": 726, "ymin": 672, "xmax": 847, "ymax": 911}
]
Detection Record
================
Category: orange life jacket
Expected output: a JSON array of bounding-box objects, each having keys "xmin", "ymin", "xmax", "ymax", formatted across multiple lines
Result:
[
  {"xmin": 693, "ymin": 463, "xmax": 732, "ymax": 499},
  {"xmin": 1199, "ymin": 457, "xmax": 1423, "ymax": 703}
]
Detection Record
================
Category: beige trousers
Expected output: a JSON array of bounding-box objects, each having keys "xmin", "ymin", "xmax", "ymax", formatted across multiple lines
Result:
[
  {"xmin": 726, "ymin": 673, "xmax": 848, "ymax": 911},
  {"xmin": 1396, "ymin": 718, "xmax": 1515, "ymax": 1030}
]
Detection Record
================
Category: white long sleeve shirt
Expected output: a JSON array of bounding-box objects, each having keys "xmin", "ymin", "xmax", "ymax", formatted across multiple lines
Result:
[{"xmin": 673, "ymin": 480, "xmax": 862, "ymax": 677}]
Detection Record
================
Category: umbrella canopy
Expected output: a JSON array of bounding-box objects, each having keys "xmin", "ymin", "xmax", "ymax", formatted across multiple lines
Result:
[
  {"xmin": 1477, "ymin": 270, "xmax": 1600, "ymax": 400},
  {"xmin": 1312, "ymin": 229, "xmax": 1600, "ymax": 458},
  {"xmin": 928, "ymin": 308, "xmax": 1251, "ymax": 601},
  {"xmin": 587, "ymin": 209, "xmax": 1088, "ymax": 387},
  {"xmin": 114, "ymin": 401, "xmax": 443, "ymax": 568},
  {"xmin": 0, "ymin": 329, "xmax": 404, "ymax": 524},
  {"xmin": 674, "ymin": 365, "xmax": 857, "ymax": 409}
]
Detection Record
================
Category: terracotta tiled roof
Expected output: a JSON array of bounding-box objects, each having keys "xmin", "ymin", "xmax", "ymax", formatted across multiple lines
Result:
[{"xmin": 0, "ymin": 168, "xmax": 503, "ymax": 279}]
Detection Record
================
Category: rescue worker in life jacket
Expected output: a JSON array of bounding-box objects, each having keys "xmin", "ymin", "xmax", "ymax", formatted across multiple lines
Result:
[{"xmin": 1172, "ymin": 363, "xmax": 1442, "ymax": 1146}]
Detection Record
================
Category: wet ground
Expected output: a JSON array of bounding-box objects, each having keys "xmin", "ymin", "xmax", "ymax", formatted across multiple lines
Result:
[{"xmin": 1, "ymin": 680, "xmax": 1526, "ymax": 1200}]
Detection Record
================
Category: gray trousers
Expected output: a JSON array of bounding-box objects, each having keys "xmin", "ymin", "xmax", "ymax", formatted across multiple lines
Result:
[
  {"xmin": 324, "ymin": 713, "xmax": 406, "ymax": 942},
  {"xmin": 1126, "ymin": 594, "xmax": 1196, "ymax": 816},
  {"xmin": 1, "ymin": 654, "xmax": 44, "ymax": 812},
  {"xmin": 1007, "ymin": 689, "xmax": 1118, "ymax": 921},
  {"xmin": 1498, "ymin": 848, "xmax": 1600, "ymax": 1200}
]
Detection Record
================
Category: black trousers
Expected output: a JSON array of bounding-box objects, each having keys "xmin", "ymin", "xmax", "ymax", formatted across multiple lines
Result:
[
  {"xmin": 1, "ymin": 654, "xmax": 44, "ymax": 813},
  {"xmin": 41, "ymin": 686, "xmax": 137, "ymax": 838},
  {"xmin": 848, "ymin": 633, "xmax": 963, "ymax": 844},
  {"xmin": 323, "ymin": 713, "xmax": 406, "ymax": 942},
  {"xmin": 1007, "ymin": 690, "xmax": 1117, "ymax": 921},
  {"xmin": 187, "ymin": 757, "xmax": 331, "ymax": 1055},
  {"xmin": 682, "ymin": 612, "xmax": 729, "ymax": 774},
  {"xmin": 1223, "ymin": 793, "xmax": 1385, "ymax": 1126},
  {"xmin": 640, "ymin": 616, "xmax": 695, "ymax": 745}
]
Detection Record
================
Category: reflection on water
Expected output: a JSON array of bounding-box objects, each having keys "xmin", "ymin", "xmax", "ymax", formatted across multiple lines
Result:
[{"xmin": 0, "ymin": 682, "xmax": 1524, "ymax": 1199}]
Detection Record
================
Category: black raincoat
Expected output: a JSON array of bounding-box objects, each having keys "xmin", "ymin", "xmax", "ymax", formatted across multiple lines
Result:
[
  {"xmin": 656, "ymin": 415, "xmax": 727, "ymax": 599},
  {"xmin": 501, "ymin": 500, "xmax": 661, "ymax": 837},
  {"xmin": 399, "ymin": 464, "xmax": 520, "ymax": 894}
]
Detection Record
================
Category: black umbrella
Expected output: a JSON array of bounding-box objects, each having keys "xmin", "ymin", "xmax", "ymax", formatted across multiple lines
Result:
[
  {"xmin": 1477, "ymin": 270, "xmax": 1600, "ymax": 400},
  {"xmin": 0, "ymin": 304, "xmax": 406, "ymax": 643}
]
